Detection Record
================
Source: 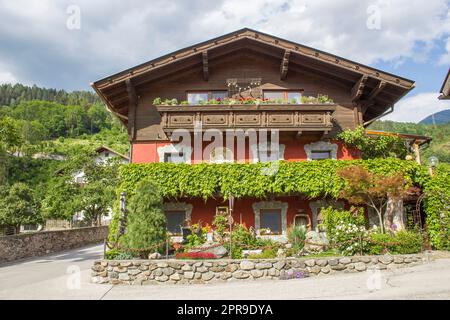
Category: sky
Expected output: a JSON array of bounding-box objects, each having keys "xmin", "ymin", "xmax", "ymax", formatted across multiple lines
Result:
[{"xmin": 0, "ymin": 0, "xmax": 449, "ymax": 123}]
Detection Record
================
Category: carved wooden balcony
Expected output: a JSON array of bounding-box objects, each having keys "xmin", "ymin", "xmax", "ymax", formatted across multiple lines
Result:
[{"xmin": 156, "ymin": 104, "xmax": 335, "ymax": 134}]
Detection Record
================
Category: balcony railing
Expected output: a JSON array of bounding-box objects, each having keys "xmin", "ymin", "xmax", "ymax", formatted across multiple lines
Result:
[{"xmin": 156, "ymin": 103, "xmax": 335, "ymax": 134}]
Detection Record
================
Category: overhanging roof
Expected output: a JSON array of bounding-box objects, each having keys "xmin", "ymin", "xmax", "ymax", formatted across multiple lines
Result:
[
  {"xmin": 91, "ymin": 28, "xmax": 415, "ymax": 126},
  {"xmin": 439, "ymin": 69, "xmax": 450, "ymax": 100}
]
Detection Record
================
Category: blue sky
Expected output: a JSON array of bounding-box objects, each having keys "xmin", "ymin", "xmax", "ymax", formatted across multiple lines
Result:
[{"xmin": 0, "ymin": 0, "xmax": 449, "ymax": 122}]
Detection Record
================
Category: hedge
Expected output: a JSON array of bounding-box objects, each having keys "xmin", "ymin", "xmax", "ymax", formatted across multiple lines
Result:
[{"xmin": 424, "ymin": 164, "xmax": 450, "ymax": 250}]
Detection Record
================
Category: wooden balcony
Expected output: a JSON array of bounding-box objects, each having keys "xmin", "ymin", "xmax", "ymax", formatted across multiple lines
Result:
[{"xmin": 157, "ymin": 104, "xmax": 336, "ymax": 134}]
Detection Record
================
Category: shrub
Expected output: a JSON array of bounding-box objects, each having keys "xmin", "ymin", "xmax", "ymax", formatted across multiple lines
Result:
[
  {"xmin": 392, "ymin": 230, "xmax": 423, "ymax": 254},
  {"xmin": 368, "ymin": 229, "xmax": 423, "ymax": 255},
  {"xmin": 247, "ymin": 248, "xmax": 277, "ymax": 259},
  {"xmin": 321, "ymin": 206, "xmax": 366, "ymax": 243},
  {"xmin": 368, "ymin": 231, "xmax": 396, "ymax": 255},
  {"xmin": 120, "ymin": 178, "xmax": 167, "ymax": 258},
  {"xmin": 185, "ymin": 225, "xmax": 206, "ymax": 249},
  {"xmin": 287, "ymin": 225, "xmax": 307, "ymax": 253},
  {"xmin": 104, "ymin": 248, "xmax": 136, "ymax": 260},
  {"xmin": 424, "ymin": 164, "xmax": 450, "ymax": 250},
  {"xmin": 212, "ymin": 213, "xmax": 228, "ymax": 240},
  {"xmin": 333, "ymin": 222, "xmax": 373, "ymax": 256}
]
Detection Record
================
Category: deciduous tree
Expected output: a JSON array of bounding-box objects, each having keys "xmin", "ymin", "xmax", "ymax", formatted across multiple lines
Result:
[{"xmin": 337, "ymin": 165, "xmax": 407, "ymax": 233}]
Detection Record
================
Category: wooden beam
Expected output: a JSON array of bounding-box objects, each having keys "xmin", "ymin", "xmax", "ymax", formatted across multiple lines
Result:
[
  {"xmin": 351, "ymin": 75, "xmax": 368, "ymax": 102},
  {"xmin": 360, "ymin": 100, "xmax": 375, "ymax": 115},
  {"xmin": 202, "ymin": 51, "xmax": 209, "ymax": 81},
  {"xmin": 280, "ymin": 50, "xmax": 290, "ymax": 80},
  {"xmin": 367, "ymin": 81, "xmax": 386, "ymax": 101},
  {"xmin": 126, "ymin": 79, "xmax": 138, "ymax": 140}
]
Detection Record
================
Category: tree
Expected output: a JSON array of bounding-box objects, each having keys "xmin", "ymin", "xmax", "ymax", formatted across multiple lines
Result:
[
  {"xmin": 77, "ymin": 158, "xmax": 120, "ymax": 226},
  {"xmin": 0, "ymin": 183, "xmax": 42, "ymax": 233},
  {"xmin": 121, "ymin": 178, "xmax": 167, "ymax": 258},
  {"xmin": 337, "ymin": 165, "xmax": 407, "ymax": 233},
  {"xmin": 42, "ymin": 152, "xmax": 120, "ymax": 225}
]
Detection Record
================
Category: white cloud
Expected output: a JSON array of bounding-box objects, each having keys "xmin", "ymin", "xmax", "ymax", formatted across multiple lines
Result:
[
  {"xmin": 439, "ymin": 37, "xmax": 450, "ymax": 65},
  {"xmin": 0, "ymin": 0, "xmax": 449, "ymax": 89},
  {"xmin": 0, "ymin": 71, "xmax": 17, "ymax": 84},
  {"xmin": 384, "ymin": 92, "xmax": 450, "ymax": 123}
]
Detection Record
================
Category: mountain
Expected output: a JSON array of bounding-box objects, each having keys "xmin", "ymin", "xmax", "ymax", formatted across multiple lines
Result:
[{"xmin": 419, "ymin": 109, "xmax": 450, "ymax": 125}]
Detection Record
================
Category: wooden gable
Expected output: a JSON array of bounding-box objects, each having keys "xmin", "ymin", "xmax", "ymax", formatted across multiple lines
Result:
[{"xmin": 91, "ymin": 28, "xmax": 415, "ymax": 135}]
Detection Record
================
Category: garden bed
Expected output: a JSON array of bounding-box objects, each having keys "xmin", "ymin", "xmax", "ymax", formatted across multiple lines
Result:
[{"xmin": 91, "ymin": 253, "xmax": 429, "ymax": 285}]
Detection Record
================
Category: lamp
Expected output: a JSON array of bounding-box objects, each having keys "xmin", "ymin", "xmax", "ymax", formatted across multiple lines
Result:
[
  {"xmin": 428, "ymin": 156, "xmax": 439, "ymax": 168},
  {"xmin": 428, "ymin": 156, "xmax": 439, "ymax": 176}
]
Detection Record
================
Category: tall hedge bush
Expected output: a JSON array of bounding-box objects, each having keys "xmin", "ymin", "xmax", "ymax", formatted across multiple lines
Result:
[{"xmin": 424, "ymin": 164, "xmax": 450, "ymax": 250}]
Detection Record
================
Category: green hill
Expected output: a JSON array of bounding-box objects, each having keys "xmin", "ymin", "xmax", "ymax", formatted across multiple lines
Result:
[{"xmin": 369, "ymin": 120, "xmax": 450, "ymax": 163}]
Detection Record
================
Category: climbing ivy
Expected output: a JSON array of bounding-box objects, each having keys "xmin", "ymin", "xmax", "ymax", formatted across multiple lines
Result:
[
  {"xmin": 337, "ymin": 126, "xmax": 408, "ymax": 159},
  {"xmin": 118, "ymin": 159, "xmax": 429, "ymax": 201},
  {"xmin": 424, "ymin": 164, "xmax": 450, "ymax": 250}
]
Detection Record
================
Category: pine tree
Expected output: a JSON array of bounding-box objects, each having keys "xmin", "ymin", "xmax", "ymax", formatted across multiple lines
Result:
[{"xmin": 121, "ymin": 179, "xmax": 167, "ymax": 258}]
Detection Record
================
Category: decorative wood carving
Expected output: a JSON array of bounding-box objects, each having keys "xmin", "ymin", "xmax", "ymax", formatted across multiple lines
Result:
[
  {"xmin": 125, "ymin": 79, "xmax": 137, "ymax": 140},
  {"xmin": 280, "ymin": 50, "xmax": 290, "ymax": 80},
  {"xmin": 351, "ymin": 75, "xmax": 368, "ymax": 102},
  {"xmin": 202, "ymin": 51, "xmax": 208, "ymax": 81}
]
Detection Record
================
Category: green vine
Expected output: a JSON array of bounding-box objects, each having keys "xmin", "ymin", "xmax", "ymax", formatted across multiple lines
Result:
[
  {"xmin": 337, "ymin": 126, "xmax": 408, "ymax": 159},
  {"xmin": 424, "ymin": 164, "xmax": 450, "ymax": 250},
  {"xmin": 118, "ymin": 159, "xmax": 428, "ymax": 201}
]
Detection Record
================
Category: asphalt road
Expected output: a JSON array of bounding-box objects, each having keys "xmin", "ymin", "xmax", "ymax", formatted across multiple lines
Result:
[{"xmin": 0, "ymin": 244, "xmax": 449, "ymax": 300}]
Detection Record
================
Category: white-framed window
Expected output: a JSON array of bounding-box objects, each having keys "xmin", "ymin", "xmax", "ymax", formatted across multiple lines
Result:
[
  {"xmin": 250, "ymin": 142, "xmax": 285, "ymax": 163},
  {"xmin": 157, "ymin": 145, "xmax": 192, "ymax": 164},
  {"xmin": 209, "ymin": 147, "xmax": 233, "ymax": 163},
  {"xmin": 310, "ymin": 150, "xmax": 332, "ymax": 160},
  {"xmin": 304, "ymin": 141, "xmax": 338, "ymax": 161},
  {"xmin": 163, "ymin": 151, "xmax": 184, "ymax": 163}
]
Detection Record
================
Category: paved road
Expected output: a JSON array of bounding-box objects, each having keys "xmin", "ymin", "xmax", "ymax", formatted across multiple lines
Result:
[{"xmin": 0, "ymin": 244, "xmax": 449, "ymax": 300}]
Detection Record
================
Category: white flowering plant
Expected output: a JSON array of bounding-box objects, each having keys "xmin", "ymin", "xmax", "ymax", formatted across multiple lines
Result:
[{"xmin": 333, "ymin": 222, "xmax": 377, "ymax": 255}]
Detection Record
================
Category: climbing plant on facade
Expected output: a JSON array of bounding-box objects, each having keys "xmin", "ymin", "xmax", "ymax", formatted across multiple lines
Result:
[{"xmin": 424, "ymin": 164, "xmax": 450, "ymax": 250}]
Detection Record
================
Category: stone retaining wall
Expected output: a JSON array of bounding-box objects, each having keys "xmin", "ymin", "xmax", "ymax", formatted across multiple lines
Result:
[
  {"xmin": 92, "ymin": 253, "xmax": 429, "ymax": 285},
  {"xmin": 0, "ymin": 226, "xmax": 108, "ymax": 264}
]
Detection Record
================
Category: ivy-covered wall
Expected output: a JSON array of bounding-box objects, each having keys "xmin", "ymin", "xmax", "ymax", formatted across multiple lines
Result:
[
  {"xmin": 424, "ymin": 164, "xmax": 450, "ymax": 250},
  {"xmin": 118, "ymin": 159, "xmax": 428, "ymax": 200}
]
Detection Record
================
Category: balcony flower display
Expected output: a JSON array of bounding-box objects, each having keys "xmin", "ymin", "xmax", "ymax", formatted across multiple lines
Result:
[{"xmin": 153, "ymin": 94, "xmax": 333, "ymax": 106}]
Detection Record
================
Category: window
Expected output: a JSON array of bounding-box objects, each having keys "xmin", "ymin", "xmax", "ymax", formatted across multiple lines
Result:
[
  {"xmin": 263, "ymin": 90, "xmax": 302, "ymax": 103},
  {"xmin": 310, "ymin": 150, "xmax": 332, "ymax": 160},
  {"xmin": 211, "ymin": 91, "xmax": 227, "ymax": 101},
  {"xmin": 251, "ymin": 143, "xmax": 285, "ymax": 163},
  {"xmin": 163, "ymin": 151, "xmax": 184, "ymax": 163},
  {"xmin": 165, "ymin": 210, "xmax": 186, "ymax": 235},
  {"xmin": 187, "ymin": 92, "xmax": 208, "ymax": 104},
  {"xmin": 22, "ymin": 224, "xmax": 38, "ymax": 232},
  {"xmin": 260, "ymin": 209, "xmax": 282, "ymax": 235},
  {"xmin": 187, "ymin": 91, "xmax": 227, "ymax": 104},
  {"xmin": 287, "ymin": 92, "xmax": 302, "ymax": 103},
  {"xmin": 210, "ymin": 147, "xmax": 233, "ymax": 163}
]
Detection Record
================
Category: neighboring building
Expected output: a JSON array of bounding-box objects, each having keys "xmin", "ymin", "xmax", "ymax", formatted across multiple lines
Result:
[
  {"xmin": 92, "ymin": 28, "xmax": 417, "ymax": 240},
  {"xmin": 73, "ymin": 146, "xmax": 129, "ymax": 184},
  {"xmin": 439, "ymin": 69, "xmax": 450, "ymax": 100},
  {"xmin": 48, "ymin": 146, "xmax": 129, "ymax": 230}
]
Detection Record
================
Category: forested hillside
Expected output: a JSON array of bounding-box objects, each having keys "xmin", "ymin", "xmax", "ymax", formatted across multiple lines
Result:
[
  {"xmin": 0, "ymin": 83, "xmax": 100, "ymax": 107},
  {"xmin": 369, "ymin": 120, "xmax": 450, "ymax": 163}
]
